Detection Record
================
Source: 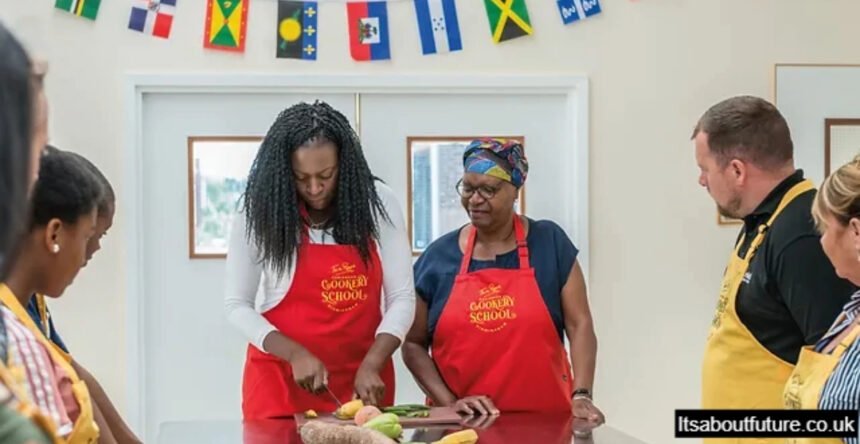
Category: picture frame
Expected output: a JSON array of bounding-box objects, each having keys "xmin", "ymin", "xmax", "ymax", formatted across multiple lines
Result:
[
  {"xmin": 824, "ymin": 118, "xmax": 860, "ymax": 176},
  {"xmin": 187, "ymin": 136, "xmax": 263, "ymax": 259},
  {"xmin": 406, "ymin": 136, "xmax": 527, "ymax": 256},
  {"xmin": 717, "ymin": 213, "xmax": 742, "ymax": 226}
]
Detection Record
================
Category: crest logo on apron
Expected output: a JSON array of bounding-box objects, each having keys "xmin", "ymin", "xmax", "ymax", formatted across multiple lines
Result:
[
  {"xmin": 469, "ymin": 283, "xmax": 517, "ymax": 333},
  {"xmin": 783, "ymin": 374, "xmax": 802, "ymax": 410},
  {"xmin": 710, "ymin": 284, "xmax": 730, "ymax": 333},
  {"xmin": 320, "ymin": 262, "xmax": 369, "ymax": 312}
]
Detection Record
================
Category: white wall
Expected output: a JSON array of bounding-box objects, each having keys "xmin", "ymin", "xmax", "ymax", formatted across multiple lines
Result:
[{"xmin": 4, "ymin": 1, "xmax": 860, "ymax": 442}]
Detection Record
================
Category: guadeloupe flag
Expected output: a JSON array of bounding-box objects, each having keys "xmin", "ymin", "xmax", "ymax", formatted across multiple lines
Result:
[{"xmin": 277, "ymin": 1, "xmax": 318, "ymax": 60}]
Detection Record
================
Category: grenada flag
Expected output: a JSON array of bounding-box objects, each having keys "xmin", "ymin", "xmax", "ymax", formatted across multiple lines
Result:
[{"xmin": 204, "ymin": 0, "xmax": 249, "ymax": 52}]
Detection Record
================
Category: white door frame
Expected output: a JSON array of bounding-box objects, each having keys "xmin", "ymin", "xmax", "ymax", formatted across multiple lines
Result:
[{"xmin": 123, "ymin": 73, "xmax": 590, "ymax": 438}]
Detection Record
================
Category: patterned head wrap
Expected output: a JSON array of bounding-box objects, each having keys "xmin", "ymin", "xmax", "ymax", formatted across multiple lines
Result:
[{"xmin": 462, "ymin": 138, "xmax": 528, "ymax": 188}]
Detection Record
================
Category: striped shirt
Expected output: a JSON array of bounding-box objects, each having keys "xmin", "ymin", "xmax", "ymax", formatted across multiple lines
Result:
[
  {"xmin": 817, "ymin": 290, "xmax": 860, "ymax": 444},
  {"xmin": 1, "ymin": 307, "xmax": 74, "ymax": 437}
]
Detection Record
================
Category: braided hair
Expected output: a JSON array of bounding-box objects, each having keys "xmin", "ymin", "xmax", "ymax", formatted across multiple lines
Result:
[{"xmin": 243, "ymin": 101, "xmax": 389, "ymax": 278}]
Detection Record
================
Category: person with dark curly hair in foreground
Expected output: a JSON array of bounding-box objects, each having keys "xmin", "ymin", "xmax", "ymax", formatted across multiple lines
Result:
[{"xmin": 225, "ymin": 101, "xmax": 415, "ymax": 419}]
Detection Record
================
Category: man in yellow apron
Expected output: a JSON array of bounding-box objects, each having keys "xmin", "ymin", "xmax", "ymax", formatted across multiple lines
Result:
[{"xmin": 692, "ymin": 96, "xmax": 856, "ymax": 443}]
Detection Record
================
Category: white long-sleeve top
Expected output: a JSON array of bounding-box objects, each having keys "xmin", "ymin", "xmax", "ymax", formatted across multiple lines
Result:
[{"xmin": 224, "ymin": 181, "xmax": 416, "ymax": 352}]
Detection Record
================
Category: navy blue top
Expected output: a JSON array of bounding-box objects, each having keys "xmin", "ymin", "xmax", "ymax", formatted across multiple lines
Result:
[
  {"xmin": 414, "ymin": 218, "xmax": 578, "ymax": 342},
  {"xmin": 26, "ymin": 296, "xmax": 69, "ymax": 353}
]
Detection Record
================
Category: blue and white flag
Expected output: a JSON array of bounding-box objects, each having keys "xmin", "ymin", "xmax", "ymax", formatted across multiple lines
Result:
[
  {"xmin": 414, "ymin": 0, "xmax": 462, "ymax": 55},
  {"xmin": 557, "ymin": 0, "xmax": 601, "ymax": 25}
]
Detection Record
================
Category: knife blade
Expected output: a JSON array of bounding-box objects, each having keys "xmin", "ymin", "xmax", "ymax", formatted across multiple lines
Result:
[{"xmin": 324, "ymin": 385, "xmax": 343, "ymax": 408}]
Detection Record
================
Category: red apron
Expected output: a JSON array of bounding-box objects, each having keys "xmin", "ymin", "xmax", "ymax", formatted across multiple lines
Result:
[
  {"xmin": 432, "ymin": 215, "xmax": 573, "ymax": 412},
  {"xmin": 241, "ymin": 226, "xmax": 395, "ymax": 419}
]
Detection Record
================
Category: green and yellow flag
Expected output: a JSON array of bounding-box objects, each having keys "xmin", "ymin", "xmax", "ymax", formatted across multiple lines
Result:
[
  {"xmin": 55, "ymin": 0, "xmax": 101, "ymax": 21},
  {"xmin": 483, "ymin": 0, "xmax": 532, "ymax": 43},
  {"xmin": 204, "ymin": 0, "xmax": 249, "ymax": 52}
]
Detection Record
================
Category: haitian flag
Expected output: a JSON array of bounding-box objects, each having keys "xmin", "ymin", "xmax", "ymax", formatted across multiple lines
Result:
[{"xmin": 347, "ymin": 1, "xmax": 390, "ymax": 61}]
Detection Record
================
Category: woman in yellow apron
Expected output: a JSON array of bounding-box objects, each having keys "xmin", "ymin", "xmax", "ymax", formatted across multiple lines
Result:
[
  {"xmin": 27, "ymin": 147, "xmax": 141, "ymax": 444},
  {"xmin": 0, "ymin": 315, "xmax": 59, "ymax": 444},
  {"xmin": 783, "ymin": 155, "xmax": 860, "ymax": 444},
  {"xmin": 1, "ymin": 148, "xmax": 104, "ymax": 443}
]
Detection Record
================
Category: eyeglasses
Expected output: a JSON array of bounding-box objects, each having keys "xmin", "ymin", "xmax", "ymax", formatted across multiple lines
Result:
[{"xmin": 455, "ymin": 179, "xmax": 500, "ymax": 200}]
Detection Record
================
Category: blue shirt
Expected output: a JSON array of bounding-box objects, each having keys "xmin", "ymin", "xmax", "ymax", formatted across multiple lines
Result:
[
  {"xmin": 25, "ymin": 296, "xmax": 69, "ymax": 353},
  {"xmin": 414, "ymin": 218, "xmax": 578, "ymax": 343},
  {"xmin": 819, "ymin": 290, "xmax": 860, "ymax": 444}
]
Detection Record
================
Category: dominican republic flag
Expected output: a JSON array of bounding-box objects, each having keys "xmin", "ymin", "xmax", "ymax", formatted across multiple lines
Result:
[
  {"xmin": 347, "ymin": 1, "xmax": 390, "ymax": 61},
  {"xmin": 413, "ymin": 0, "xmax": 462, "ymax": 55},
  {"xmin": 557, "ymin": 0, "xmax": 601, "ymax": 25},
  {"xmin": 128, "ymin": 0, "xmax": 176, "ymax": 38}
]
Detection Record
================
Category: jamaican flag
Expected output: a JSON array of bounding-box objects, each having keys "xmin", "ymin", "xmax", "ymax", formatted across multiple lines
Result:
[
  {"xmin": 483, "ymin": 0, "xmax": 532, "ymax": 43},
  {"xmin": 277, "ymin": 1, "xmax": 318, "ymax": 60}
]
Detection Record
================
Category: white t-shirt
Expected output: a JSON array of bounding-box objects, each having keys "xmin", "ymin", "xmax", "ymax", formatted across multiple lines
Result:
[{"xmin": 224, "ymin": 182, "xmax": 416, "ymax": 352}]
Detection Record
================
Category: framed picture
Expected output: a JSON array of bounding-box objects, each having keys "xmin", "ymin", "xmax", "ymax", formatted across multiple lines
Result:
[
  {"xmin": 717, "ymin": 213, "xmax": 742, "ymax": 226},
  {"xmin": 824, "ymin": 118, "xmax": 860, "ymax": 176},
  {"xmin": 406, "ymin": 136, "xmax": 526, "ymax": 255},
  {"xmin": 187, "ymin": 136, "xmax": 262, "ymax": 259}
]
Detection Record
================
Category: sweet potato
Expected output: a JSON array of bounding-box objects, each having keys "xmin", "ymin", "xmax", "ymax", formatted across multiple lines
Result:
[
  {"xmin": 354, "ymin": 405, "xmax": 382, "ymax": 426},
  {"xmin": 299, "ymin": 421, "xmax": 397, "ymax": 444}
]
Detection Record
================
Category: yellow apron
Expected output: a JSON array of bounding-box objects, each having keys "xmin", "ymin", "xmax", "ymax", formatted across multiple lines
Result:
[
  {"xmin": 0, "ymin": 284, "xmax": 99, "ymax": 444},
  {"xmin": 783, "ymin": 323, "xmax": 860, "ymax": 444},
  {"xmin": 0, "ymin": 357, "xmax": 62, "ymax": 443},
  {"xmin": 702, "ymin": 179, "xmax": 815, "ymax": 444}
]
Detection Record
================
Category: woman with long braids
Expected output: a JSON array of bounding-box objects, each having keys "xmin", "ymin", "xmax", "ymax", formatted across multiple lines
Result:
[{"xmin": 225, "ymin": 101, "xmax": 415, "ymax": 419}]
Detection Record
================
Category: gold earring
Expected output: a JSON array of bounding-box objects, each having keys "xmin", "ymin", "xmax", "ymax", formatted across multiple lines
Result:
[{"xmin": 52, "ymin": 244, "xmax": 60, "ymax": 254}]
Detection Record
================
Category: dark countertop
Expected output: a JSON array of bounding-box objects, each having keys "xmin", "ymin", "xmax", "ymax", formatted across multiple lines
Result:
[{"xmin": 158, "ymin": 413, "xmax": 649, "ymax": 444}]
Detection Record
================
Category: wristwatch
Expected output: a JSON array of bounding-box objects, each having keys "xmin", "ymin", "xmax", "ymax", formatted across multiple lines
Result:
[{"xmin": 572, "ymin": 388, "xmax": 592, "ymax": 400}]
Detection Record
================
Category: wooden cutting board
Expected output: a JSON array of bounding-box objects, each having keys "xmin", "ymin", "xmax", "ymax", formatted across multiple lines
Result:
[{"xmin": 295, "ymin": 406, "xmax": 463, "ymax": 428}]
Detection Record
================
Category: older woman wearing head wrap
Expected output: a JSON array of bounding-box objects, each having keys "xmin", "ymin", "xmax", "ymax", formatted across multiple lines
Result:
[{"xmin": 402, "ymin": 138, "xmax": 603, "ymax": 422}]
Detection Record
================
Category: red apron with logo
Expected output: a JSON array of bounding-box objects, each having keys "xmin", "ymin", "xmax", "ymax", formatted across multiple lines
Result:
[
  {"xmin": 432, "ymin": 215, "xmax": 573, "ymax": 412},
  {"xmin": 241, "ymin": 226, "xmax": 395, "ymax": 419}
]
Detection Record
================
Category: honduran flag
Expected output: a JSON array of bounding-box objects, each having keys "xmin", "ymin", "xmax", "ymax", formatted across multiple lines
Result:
[
  {"xmin": 413, "ymin": 0, "xmax": 462, "ymax": 55},
  {"xmin": 347, "ymin": 1, "xmax": 390, "ymax": 61},
  {"xmin": 128, "ymin": 0, "xmax": 176, "ymax": 39}
]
